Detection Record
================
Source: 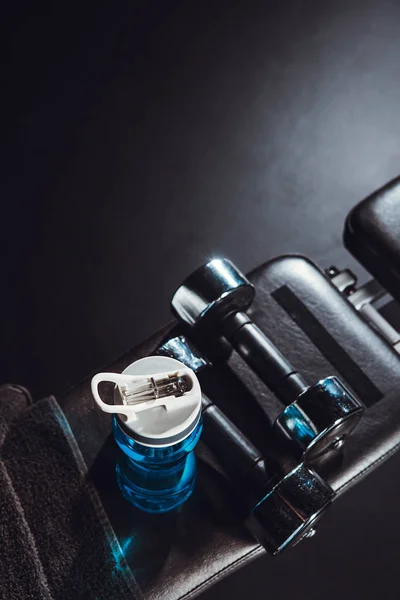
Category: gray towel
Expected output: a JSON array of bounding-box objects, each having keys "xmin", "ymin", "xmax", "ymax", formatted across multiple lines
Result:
[{"xmin": 0, "ymin": 384, "xmax": 142, "ymax": 600}]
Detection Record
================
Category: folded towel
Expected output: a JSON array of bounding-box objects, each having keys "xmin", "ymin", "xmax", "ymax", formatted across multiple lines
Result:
[{"xmin": 0, "ymin": 385, "xmax": 142, "ymax": 600}]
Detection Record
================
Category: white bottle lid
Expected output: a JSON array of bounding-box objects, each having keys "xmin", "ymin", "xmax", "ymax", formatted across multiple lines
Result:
[{"xmin": 91, "ymin": 356, "xmax": 202, "ymax": 447}]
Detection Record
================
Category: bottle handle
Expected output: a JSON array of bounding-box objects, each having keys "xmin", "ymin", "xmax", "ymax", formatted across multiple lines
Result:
[{"xmin": 91, "ymin": 373, "xmax": 136, "ymax": 419}]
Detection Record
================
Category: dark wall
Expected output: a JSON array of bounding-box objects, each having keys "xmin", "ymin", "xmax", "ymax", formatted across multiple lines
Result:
[{"xmin": 3, "ymin": 0, "xmax": 400, "ymax": 398}]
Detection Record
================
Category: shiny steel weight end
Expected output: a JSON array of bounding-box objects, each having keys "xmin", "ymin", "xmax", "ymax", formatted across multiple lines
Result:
[
  {"xmin": 159, "ymin": 336, "xmax": 210, "ymax": 372},
  {"xmin": 171, "ymin": 258, "xmax": 255, "ymax": 327},
  {"xmin": 245, "ymin": 464, "xmax": 334, "ymax": 555},
  {"xmin": 275, "ymin": 377, "xmax": 364, "ymax": 461}
]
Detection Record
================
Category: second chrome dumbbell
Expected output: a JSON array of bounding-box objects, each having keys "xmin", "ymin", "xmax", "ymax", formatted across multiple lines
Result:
[
  {"xmin": 158, "ymin": 336, "xmax": 334, "ymax": 555},
  {"xmin": 171, "ymin": 258, "xmax": 364, "ymax": 461}
]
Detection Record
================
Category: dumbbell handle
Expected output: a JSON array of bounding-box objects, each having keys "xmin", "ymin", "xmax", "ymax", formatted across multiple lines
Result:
[
  {"xmin": 222, "ymin": 312, "xmax": 308, "ymax": 405},
  {"xmin": 201, "ymin": 395, "xmax": 273, "ymax": 495}
]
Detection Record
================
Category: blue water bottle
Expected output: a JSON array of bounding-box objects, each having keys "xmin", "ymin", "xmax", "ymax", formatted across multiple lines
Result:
[{"xmin": 91, "ymin": 356, "xmax": 202, "ymax": 513}]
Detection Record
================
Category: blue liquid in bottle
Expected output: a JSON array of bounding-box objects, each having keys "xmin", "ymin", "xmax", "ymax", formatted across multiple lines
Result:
[{"xmin": 113, "ymin": 416, "xmax": 202, "ymax": 513}]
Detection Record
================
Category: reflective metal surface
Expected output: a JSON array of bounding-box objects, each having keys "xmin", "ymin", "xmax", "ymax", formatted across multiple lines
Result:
[
  {"xmin": 158, "ymin": 336, "xmax": 210, "ymax": 372},
  {"xmin": 276, "ymin": 376, "xmax": 364, "ymax": 461},
  {"xmin": 171, "ymin": 258, "xmax": 255, "ymax": 327},
  {"xmin": 327, "ymin": 267, "xmax": 357, "ymax": 294},
  {"xmin": 348, "ymin": 279, "xmax": 386, "ymax": 310},
  {"xmin": 245, "ymin": 464, "xmax": 334, "ymax": 555}
]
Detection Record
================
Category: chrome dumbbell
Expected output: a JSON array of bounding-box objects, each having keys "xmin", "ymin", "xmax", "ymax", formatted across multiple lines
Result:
[
  {"xmin": 159, "ymin": 336, "xmax": 334, "ymax": 555},
  {"xmin": 171, "ymin": 258, "xmax": 364, "ymax": 461}
]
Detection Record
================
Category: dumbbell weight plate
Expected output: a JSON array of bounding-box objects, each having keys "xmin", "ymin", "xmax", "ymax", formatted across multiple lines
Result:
[
  {"xmin": 172, "ymin": 258, "xmax": 255, "ymax": 327},
  {"xmin": 275, "ymin": 377, "xmax": 363, "ymax": 461},
  {"xmin": 246, "ymin": 463, "xmax": 334, "ymax": 555}
]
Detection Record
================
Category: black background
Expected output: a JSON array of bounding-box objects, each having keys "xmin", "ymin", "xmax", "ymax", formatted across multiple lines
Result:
[{"xmin": 3, "ymin": 1, "xmax": 400, "ymax": 598}]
